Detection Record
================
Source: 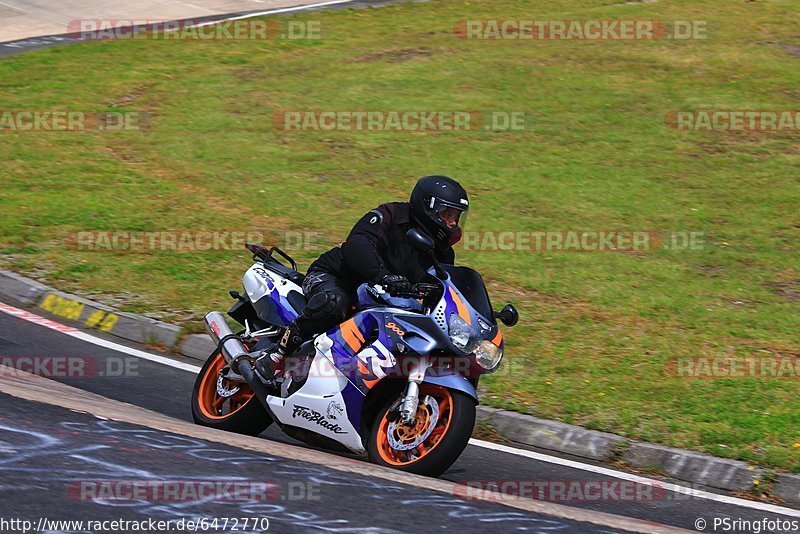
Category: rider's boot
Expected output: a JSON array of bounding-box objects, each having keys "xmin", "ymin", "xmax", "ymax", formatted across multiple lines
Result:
[{"xmin": 254, "ymin": 322, "xmax": 303, "ymax": 383}]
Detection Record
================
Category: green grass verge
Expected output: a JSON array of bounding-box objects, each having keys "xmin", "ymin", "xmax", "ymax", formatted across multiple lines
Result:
[{"xmin": 1, "ymin": 0, "xmax": 798, "ymax": 471}]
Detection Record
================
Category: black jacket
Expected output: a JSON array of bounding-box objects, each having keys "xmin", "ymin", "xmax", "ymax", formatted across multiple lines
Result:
[{"xmin": 309, "ymin": 202, "xmax": 455, "ymax": 286}]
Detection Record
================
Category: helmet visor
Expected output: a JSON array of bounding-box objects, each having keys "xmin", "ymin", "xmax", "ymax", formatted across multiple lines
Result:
[
  {"xmin": 437, "ymin": 206, "xmax": 468, "ymax": 231},
  {"xmin": 436, "ymin": 204, "xmax": 468, "ymax": 245}
]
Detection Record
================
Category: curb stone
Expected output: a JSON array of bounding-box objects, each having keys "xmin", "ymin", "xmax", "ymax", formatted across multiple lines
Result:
[
  {"xmin": 0, "ymin": 269, "xmax": 49, "ymax": 304},
  {"xmin": 1, "ymin": 269, "xmax": 798, "ymax": 507},
  {"xmin": 0, "ymin": 270, "xmax": 213, "ymax": 361},
  {"xmin": 477, "ymin": 407, "xmax": 624, "ymax": 461},
  {"xmin": 0, "ymin": 269, "xmax": 180, "ymax": 348},
  {"xmin": 774, "ymin": 473, "xmax": 800, "ymax": 504},
  {"xmin": 475, "ymin": 407, "xmax": 798, "ymax": 504},
  {"xmin": 621, "ymin": 442, "xmax": 762, "ymax": 492},
  {"xmin": 178, "ymin": 333, "xmax": 217, "ymax": 362}
]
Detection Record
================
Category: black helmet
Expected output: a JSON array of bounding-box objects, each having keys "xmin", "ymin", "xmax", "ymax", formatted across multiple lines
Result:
[{"xmin": 410, "ymin": 175, "xmax": 469, "ymax": 247}]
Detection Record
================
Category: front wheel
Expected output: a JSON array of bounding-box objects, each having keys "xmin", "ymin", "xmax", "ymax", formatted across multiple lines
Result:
[
  {"xmin": 191, "ymin": 352, "xmax": 272, "ymax": 436},
  {"xmin": 368, "ymin": 384, "xmax": 475, "ymax": 477}
]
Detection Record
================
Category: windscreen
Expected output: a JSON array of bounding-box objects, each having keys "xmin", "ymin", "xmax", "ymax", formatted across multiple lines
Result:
[{"xmin": 441, "ymin": 265, "xmax": 494, "ymax": 321}]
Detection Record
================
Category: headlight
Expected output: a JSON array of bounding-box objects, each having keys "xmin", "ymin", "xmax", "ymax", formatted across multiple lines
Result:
[
  {"xmin": 448, "ymin": 314, "xmax": 503, "ymax": 372},
  {"xmin": 474, "ymin": 339, "xmax": 503, "ymax": 372},
  {"xmin": 448, "ymin": 314, "xmax": 476, "ymax": 352}
]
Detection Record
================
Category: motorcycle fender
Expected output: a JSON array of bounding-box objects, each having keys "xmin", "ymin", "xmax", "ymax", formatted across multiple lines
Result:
[{"xmin": 422, "ymin": 373, "xmax": 478, "ymax": 403}]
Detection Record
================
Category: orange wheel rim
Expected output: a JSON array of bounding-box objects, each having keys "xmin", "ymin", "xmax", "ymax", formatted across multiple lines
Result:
[
  {"xmin": 376, "ymin": 384, "xmax": 454, "ymax": 466},
  {"xmin": 197, "ymin": 353, "xmax": 255, "ymax": 420}
]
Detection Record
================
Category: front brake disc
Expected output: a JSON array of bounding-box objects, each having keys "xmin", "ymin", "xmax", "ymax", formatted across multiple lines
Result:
[{"xmin": 386, "ymin": 395, "xmax": 440, "ymax": 451}]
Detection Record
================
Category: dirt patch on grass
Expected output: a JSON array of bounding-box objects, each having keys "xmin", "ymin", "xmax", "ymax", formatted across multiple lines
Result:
[
  {"xmin": 691, "ymin": 128, "xmax": 788, "ymax": 156},
  {"xmin": 101, "ymin": 143, "xmax": 146, "ymax": 165},
  {"xmin": 778, "ymin": 43, "xmax": 800, "ymax": 57},
  {"xmin": 354, "ymin": 47, "xmax": 433, "ymax": 63},
  {"xmin": 103, "ymin": 84, "xmax": 160, "ymax": 133},
  {"xmin": 106, "ymin": 84, "xmax": 153, "ymax": 108},
  {"xmin": 697, "ymin": 264, "xmax": 726, "ymax": 277},
  {"xmin": 232, "ymin": 67, "xmax": 265, "ymax": 82},
  {"xmin": 765, "ymin": 281, "xmax": 800, "ymax": 301}
]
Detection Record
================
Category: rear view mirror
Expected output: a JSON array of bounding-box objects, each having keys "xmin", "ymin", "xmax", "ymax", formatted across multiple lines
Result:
[
  {"xmin": 495, "ymin": 304, "xmax": 519, "ymax": 327},
  {"xmin": 405, "ymin": 228, "xmax": 435, "ymax": 252}
]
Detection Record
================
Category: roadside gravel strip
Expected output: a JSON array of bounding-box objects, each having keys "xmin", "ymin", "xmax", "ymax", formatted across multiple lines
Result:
[
  {"xmin": 2, "ymin": 268, "xmax": 799, "ymax": 508},
  {"xmin": 0, "ymin": 365, "xmax": 690, "ymax": 534}
]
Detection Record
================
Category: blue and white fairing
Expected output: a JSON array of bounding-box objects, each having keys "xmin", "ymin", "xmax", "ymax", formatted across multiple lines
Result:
[
  {"xmin": 242, "ymin": 263, "xmax": 304, "ymax": 326},
  {"xmin": 263, "ymin": 265, "xmax": 503, "ymax": 454}
]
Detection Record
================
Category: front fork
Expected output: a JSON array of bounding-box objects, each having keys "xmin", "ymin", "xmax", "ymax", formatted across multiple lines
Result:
[{"xmin": 398, "ymin": 357, "xmax": 429, "ymax": 425}]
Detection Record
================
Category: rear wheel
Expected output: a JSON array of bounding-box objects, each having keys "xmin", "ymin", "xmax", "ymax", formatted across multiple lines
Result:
[
  {"xmin": 368, "ymin": 384, "xmax": 475, "ymax": 477},
  {"xmin": 191, "ymin": 352, "xmax": 272, "ymax": 435}
]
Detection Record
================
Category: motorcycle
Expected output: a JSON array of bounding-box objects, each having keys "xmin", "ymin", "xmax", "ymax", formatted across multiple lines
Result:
[{"xmin": 191, "ymin": 228, "xmax": 518, "ymax": 476}]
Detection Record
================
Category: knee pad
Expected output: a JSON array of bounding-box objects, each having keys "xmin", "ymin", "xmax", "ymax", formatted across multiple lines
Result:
[{"xmin": 304, "ymin": 292, "xmax": 342, "ymax": 320}]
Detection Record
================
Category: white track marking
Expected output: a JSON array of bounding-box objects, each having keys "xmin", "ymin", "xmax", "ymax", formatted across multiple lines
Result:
[
  {"xmin": 469, "ymin": 439, "xmax": 800, "ymax": 518},
  {"xmin": 1, "ymin": 0, "xmax": 356, "ymax": 47},
  {"xmin": 0, "ymin": 302, "xmax": 201, "ymax": 373},
  {"xmin": 1, "ymin": 300, "xmax": 799, "ymax": 518},
  {"xmin": 191, "ymin": 0, "xmax": 358, "ymax": 29}
]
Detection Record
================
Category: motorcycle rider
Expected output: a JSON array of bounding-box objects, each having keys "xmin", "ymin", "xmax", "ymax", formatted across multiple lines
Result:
[{"xmin": 254, "ymin": 175, "xmax": 469, "ymax": 382}]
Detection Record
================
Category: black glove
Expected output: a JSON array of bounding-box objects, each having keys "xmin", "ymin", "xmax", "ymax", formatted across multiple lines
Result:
[{"xmin": 378, "ymin": 273, "xmax": 411, "ymax": 293}]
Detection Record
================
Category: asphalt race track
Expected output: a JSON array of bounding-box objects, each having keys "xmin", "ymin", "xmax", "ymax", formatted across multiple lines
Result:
[
  {"xmin": 0, "ymin": 297, "xmax": 799, "ymax": 533},
  {"xmin": 1, "ymin": 393, "xmax": 603, "ymax": 533},
  {"xmin": 0, "ymin": 0, "xmax": 404, "ymax": 56},
  {"xmin": 0, "ymin": 0, "xmax": 337, "ymax": 43}
]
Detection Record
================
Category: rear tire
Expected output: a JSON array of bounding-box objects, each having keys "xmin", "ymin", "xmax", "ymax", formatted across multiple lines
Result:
[
  {"xmin": 191, "ymin": 352, "xmax": 272, "ymax": 436},
  {"xmin": 368, "ymin": 384, "xmax": 475, "ymax": 477}
]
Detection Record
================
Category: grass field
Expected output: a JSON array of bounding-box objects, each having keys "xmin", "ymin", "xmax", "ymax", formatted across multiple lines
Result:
[{"xmin": 1, "ymin": 0, "xmax": 798, "ymax": 474}]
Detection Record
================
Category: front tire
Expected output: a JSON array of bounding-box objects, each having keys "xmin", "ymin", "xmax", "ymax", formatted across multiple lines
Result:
[
  {"xmin": 368, "ymin": 384, "xmax": 475, "ymax": 477},
  {"xmin": 191, "ymin": 352, "xmax": 272, "ymax": 436}
]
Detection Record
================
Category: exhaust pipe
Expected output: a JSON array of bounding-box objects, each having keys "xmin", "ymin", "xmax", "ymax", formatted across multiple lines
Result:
[
  {"xmin": 204, "ymin": 311, "xmax": 278, "ymax": 420},
  {"xmin": 204, "ymin": 311, "xmax": 252, "ymax": 370}
]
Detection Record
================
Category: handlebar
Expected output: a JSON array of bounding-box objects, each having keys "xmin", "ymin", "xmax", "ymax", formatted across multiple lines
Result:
[{"xmin": 385, "ymin": 282, "xmax": 440, "ymax": 299}]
